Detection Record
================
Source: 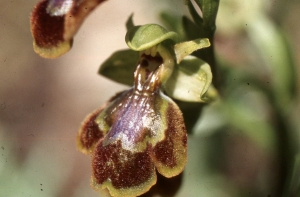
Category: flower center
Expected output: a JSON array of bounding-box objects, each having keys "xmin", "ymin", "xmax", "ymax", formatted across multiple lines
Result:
[{"xmin": 134, "ymin": 44, "xmax": 175, "ymax": 94}]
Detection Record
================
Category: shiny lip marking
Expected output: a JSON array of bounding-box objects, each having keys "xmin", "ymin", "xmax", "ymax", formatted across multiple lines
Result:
[{"xmin": 46, "ymin": 0, "xmax": 73, "ymax": 16}]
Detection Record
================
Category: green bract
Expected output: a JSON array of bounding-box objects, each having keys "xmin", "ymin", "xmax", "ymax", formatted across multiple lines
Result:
[{"xmin": 125, "ymin": 24, "xmax": 179, "ymax": 51}]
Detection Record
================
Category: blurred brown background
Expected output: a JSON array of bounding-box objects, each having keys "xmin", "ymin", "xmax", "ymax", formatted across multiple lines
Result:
[{"xmin": 1, "ymin": 0, "xmax": 299, "ymax": 197}]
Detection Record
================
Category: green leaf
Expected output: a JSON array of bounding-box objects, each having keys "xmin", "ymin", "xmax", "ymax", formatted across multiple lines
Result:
[
  {"xmin": 98, "ymin": 49, "xmax": 139, "ymax": 86},
  {"xmin": 193, "ymin": 0, "xmax": 220, "ymax": 32},
  {"xmin": 187, "ymin": 0, "xmax": 203, "ymax": 28},
  {"xmin": 125, "ymin": 24, "xmax": 179, "ymax": 51},
  {"xmin": 246, "ymin": 14, "xmax": 296, "ymax": 109},
  {"xmin": 165, "ymin": 56, "xmax": 212, "ymax": 102},
  {"xmin": 182, "ymin": 16, "xmax": 202, "ymax": 40}
]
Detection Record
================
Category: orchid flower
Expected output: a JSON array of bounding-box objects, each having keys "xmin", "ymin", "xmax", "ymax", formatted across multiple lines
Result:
[
  {"xmin": 30, "ymin": 1, "xmax": 215, "ymax": 196},
  {"xmin": 77, "ymin": 23, "xmax": 214, "ymax": 196},
  {"xmin": 30, "ymin": 0, "xmax": 107, "ymax": 58}
]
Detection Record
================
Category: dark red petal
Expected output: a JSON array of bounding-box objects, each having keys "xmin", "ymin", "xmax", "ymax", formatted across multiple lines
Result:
[
  {"xmin": 31, "ymin": 0, "xmax": 64, "ymax": 48},
  {"xmin": 150, "ymin": 97, "xmax": 187, "ymax": 178},
  {"xmin": 77, "ymin": 104, "xmax": 107, "ymax": 154},
  {"xmin": 30, "ymin": 0, "xmax": 106, "ymax": 58},
  {"xmin": 30, "ymin": 0, "xmax": 70, "ymax": 58},
  {"xmin": 77, "ymin": 91, "xmax": 128, "ymax": 155},
  {"xmin": 91, "ymin": 140, "xmax": 157, "ymax": 197}
]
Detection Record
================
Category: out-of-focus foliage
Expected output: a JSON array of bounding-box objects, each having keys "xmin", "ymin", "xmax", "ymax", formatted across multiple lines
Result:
[
  {"xmin": 160, "ymin": 0, "xmax": 300, "ymax": 196},
  {"xmin": 196, "ymin": 0, "xmax": 299, "ymax": 196}
]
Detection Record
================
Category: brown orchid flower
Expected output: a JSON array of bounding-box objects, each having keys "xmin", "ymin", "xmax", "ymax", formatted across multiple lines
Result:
[
  {"xmin": 30, "ymin": 1, "xmax": 214, "ymax": 194},
  {"xmin": 30, "ymin": 0, "xmax": 106, "ymax": 58},
  {"xmin": 77, "ymin": 44, "xmax": 188, "ymax": 197}
]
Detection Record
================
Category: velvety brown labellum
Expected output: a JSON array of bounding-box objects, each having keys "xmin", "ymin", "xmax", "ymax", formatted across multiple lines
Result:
[
  {"xmin": 89, "ymin": 91, "xmax": 187, "ymax": 196},
  {"xmin": 30, "ymin": 0, "xmax": 106, "ymax": 58},
  {"xmin": 92, "ymin": 140, "xmax": 157, "ymax": 197},
  {"xmin": 77, "ymin": 53, "xmax": 187, "ymax": 197}
]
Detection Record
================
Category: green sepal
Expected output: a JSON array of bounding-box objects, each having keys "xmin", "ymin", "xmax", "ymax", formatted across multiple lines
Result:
[
  {"xmin": 125, "ymin": 24, "xmax": 179, "ymax": 51},
  {"xmin": 125, "ymin": 14, "xmax": 135, "ymax": 31},
  {"xmin": 98, "ymin": 49, "xmax": 139, "ymax": 86},
  {"xmin": 174, "ymin": 38, "xmax": 210, "ymax": 63},
  {"xmin": 165, "ymin": 56, "xmax": 212, "ymax": 102}
]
